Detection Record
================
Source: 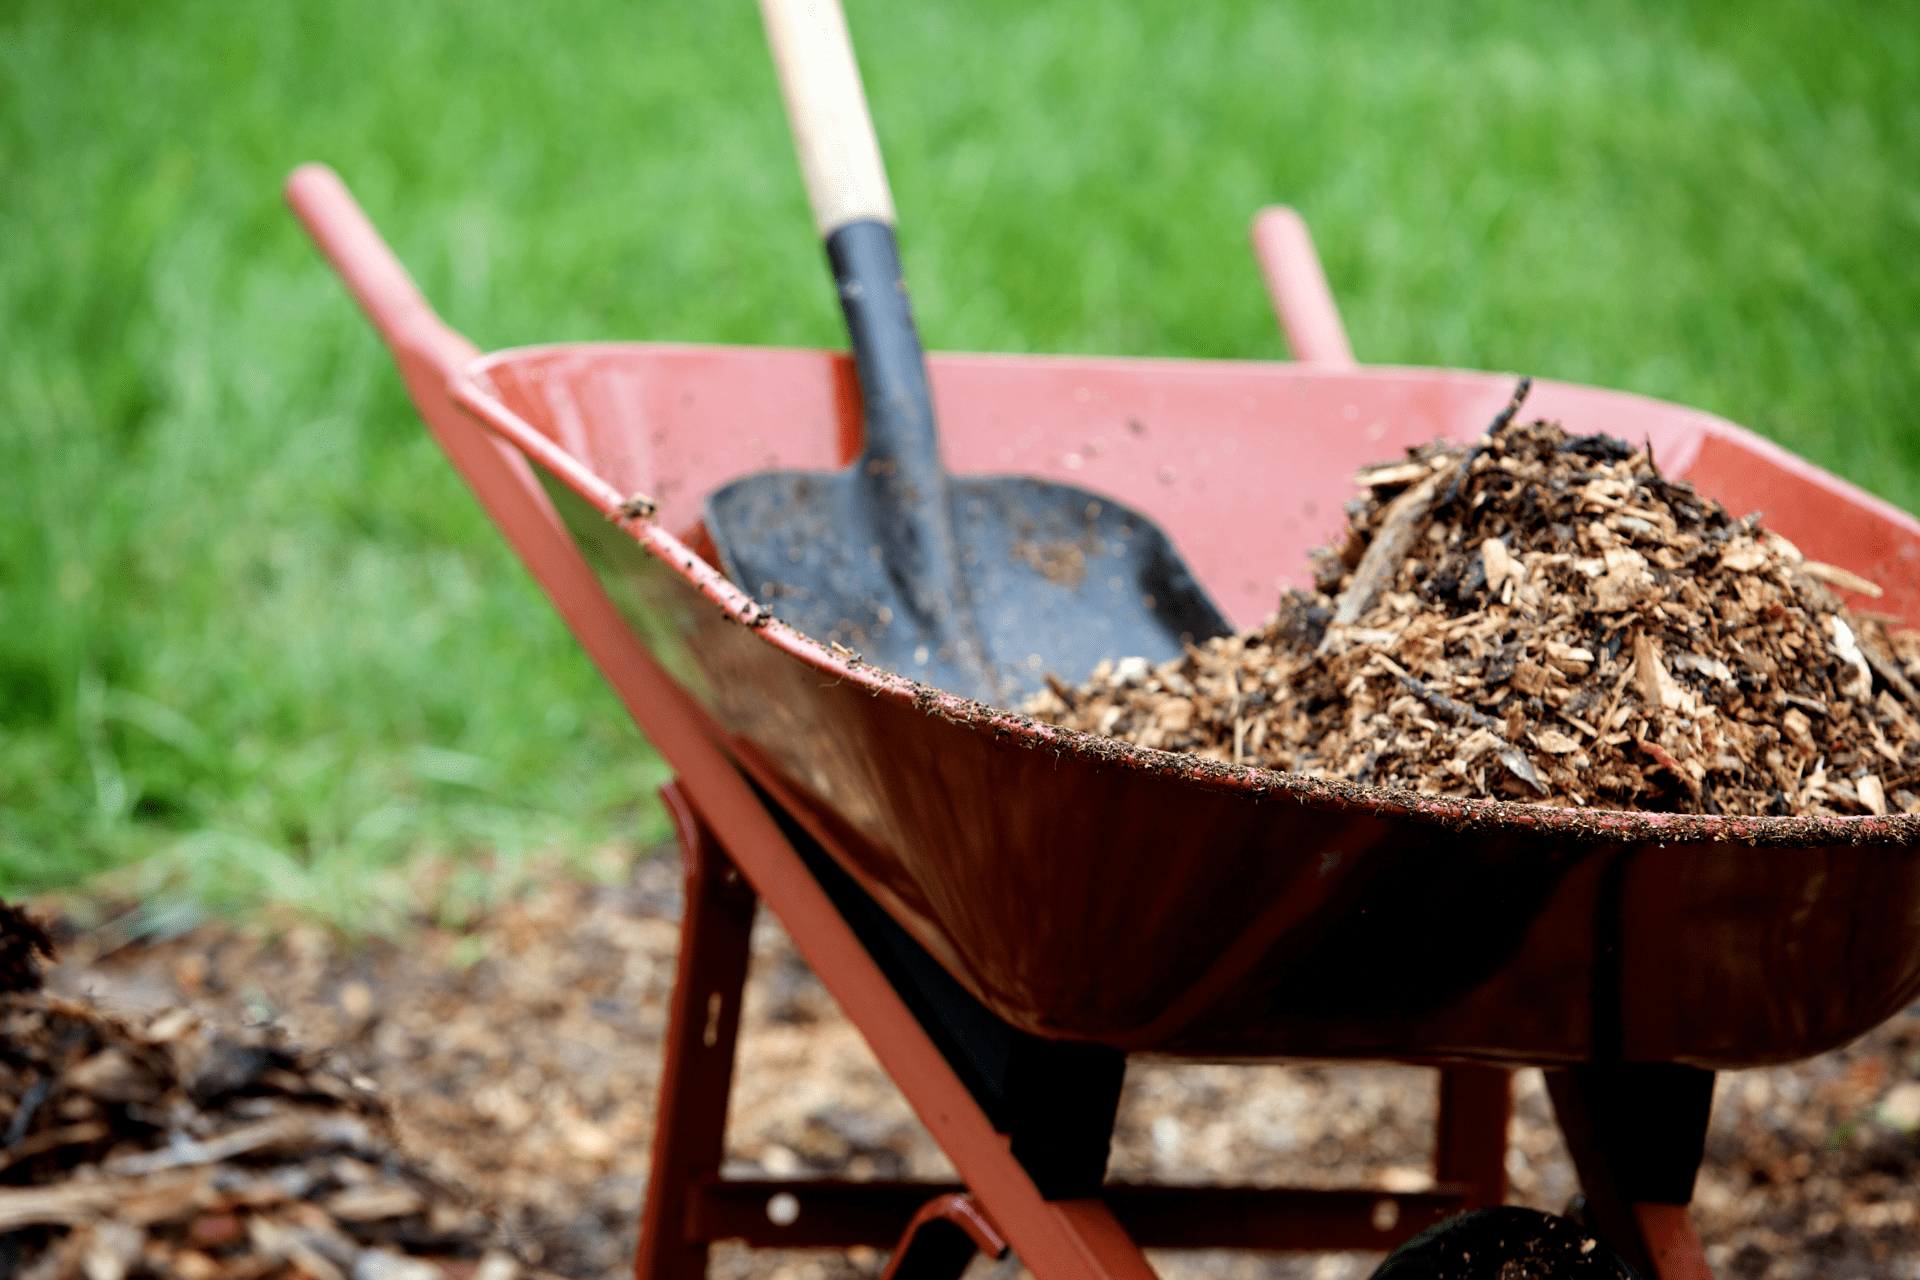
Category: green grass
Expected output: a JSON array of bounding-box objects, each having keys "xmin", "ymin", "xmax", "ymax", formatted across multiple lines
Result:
[{"xmin": 3, "ymin": 0, "xmax": 1917, "ymax": 926}]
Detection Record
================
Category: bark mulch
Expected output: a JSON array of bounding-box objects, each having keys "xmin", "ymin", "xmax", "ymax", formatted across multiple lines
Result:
[
  {"xmin": 0, "ymin": 907, "xmax": 530, "ymax": 1280},
  {"xmin": 7, "ymin": 876, "xmax": 1920, "ymax": 1280},
  {"xmin": 1029, "ymin": 386, "xmax": 1920, "ymax": 818}
]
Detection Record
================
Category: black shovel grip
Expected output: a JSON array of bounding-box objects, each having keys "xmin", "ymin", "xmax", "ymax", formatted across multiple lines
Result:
[{"xmin": 826, "ymin": 219, "xmax": 941, "ymax": 478}]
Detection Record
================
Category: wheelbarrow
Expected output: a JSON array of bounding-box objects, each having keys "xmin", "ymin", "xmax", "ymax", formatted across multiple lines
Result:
[{"xmin": 286, "ymin": 165, "xmax": 1920, "ymax": 1280}]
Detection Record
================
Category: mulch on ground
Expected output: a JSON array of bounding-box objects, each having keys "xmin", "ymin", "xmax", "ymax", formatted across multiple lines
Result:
[
  {"xmin": 0, "ymin": 909, "xmax": 531, "ymax": 1280},
  {"xmin": 7, "ymin": 873, "xmax": 1920, "ymax": 1280},
  {"xmin": 1030, "ymin": 387, "xmax": 1920, "ymax": 818}
]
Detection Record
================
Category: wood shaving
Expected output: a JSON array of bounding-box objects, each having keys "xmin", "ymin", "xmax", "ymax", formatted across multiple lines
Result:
[{"xmin": 1030, "ymin": 409, "xmax": 1920, "ymax": 816}]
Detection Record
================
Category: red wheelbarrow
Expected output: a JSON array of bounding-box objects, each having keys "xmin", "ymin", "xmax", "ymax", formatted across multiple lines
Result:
[{"xmin": 287, "ymin": 165, "xmax": 1920, "ymax": 1280}]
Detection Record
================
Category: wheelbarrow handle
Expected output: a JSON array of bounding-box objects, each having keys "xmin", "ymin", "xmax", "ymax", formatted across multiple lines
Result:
[
  {"xmin": 759, "ymin": 0, "xmax": 896, "ymax": 236},
  {"xmin": 1249, "ymin": 206, "xmax": 1356, "ymax": 367},
  {"xmin": 283, "ymin": 163, "xmax": 475, "ymax": 383}
]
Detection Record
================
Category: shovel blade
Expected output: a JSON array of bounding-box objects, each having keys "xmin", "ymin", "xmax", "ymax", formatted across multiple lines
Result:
[{"xmin": 705, "ymin": 468, "xmax": 1229, "ymax": 706}]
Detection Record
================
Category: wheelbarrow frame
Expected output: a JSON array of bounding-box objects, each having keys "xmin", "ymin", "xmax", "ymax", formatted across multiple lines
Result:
[{"xmin": 288, "ymin": 164, "xmax": 1759, "ymax": 1279}]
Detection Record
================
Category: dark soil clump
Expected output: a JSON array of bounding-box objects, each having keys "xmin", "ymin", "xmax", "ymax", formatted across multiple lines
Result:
[
  {"xmin": 1031, "ymin": 404, "xmax": 1920, "ymax": 815},
  {"xmin": 1, "ymin": 897, "xmax": 55, "ymax": 994}
]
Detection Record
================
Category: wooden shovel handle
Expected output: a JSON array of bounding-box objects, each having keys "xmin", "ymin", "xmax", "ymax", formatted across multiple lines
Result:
[{"xmin": 759, "ymin": 0, "xmax": 896, "ymax": 235}]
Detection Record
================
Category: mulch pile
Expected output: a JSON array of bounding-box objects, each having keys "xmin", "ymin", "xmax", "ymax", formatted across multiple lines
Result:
[
  {"xmin": 0, "ymin": 904, "xmax": 527, "ymax": 1280},
  {"xmin": 1030, "ymin": 383, "xmax": 1920, "ymax": 815}
]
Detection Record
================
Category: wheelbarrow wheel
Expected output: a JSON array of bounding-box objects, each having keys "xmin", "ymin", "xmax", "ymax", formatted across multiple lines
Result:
[{"xmin": 1367, "ymin": 1206, "xmax": 1642, "ymax": 1279}]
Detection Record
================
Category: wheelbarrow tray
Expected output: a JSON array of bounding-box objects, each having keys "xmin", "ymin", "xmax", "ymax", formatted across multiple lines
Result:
[{"xmin": 453, "ymin": 341, "xmax": 1920, "ymax": 1071}]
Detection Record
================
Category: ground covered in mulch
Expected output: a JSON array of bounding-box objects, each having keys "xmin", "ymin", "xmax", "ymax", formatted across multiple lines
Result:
[
  {"xmin": 1030, "ymin": 393, "xmax": 1920, "ymax": 818},
  {"xmin": 0, "ymin": 908, "xmax": 529, "ymax": 1280},
  {"xmin": 8, "ymin": 871, "xmax": 1920, "ymax": 1280}
]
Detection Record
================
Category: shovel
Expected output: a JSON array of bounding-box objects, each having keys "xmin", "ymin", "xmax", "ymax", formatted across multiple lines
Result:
[{"xmin": 705, "ymin": 0, "xmax": 1228, "ymax": 707}]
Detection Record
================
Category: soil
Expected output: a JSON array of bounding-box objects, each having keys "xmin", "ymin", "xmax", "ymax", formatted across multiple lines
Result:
[
  {"xmin": 7, "ymin": 874, "xmax": 1920, "ymax": 1280},
  {"xmin": 1029, "ymin": 395, "xmax": 1920, "ymax": 818}
]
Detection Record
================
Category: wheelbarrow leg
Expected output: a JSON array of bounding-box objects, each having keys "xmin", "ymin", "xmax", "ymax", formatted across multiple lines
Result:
[
  {"xmin": 1434, "ymin": 1064, "xmax": 1510, "ymax": 1209},
  {"xmin": 634, "ymin": 782, "xmax": 759, "ymax": 1280},
  {"xmin": 1545, "ymin": 1064, "xmax": 1716, "ymax": 1280},
  {"xmin": 671, "ymin": 779, "xmax": 1160, "ymax": 1280}
]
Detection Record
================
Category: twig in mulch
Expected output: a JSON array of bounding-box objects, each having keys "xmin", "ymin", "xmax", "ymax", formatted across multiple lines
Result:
[{"xmin": 1435, "ymin": 376, "xmax": 1532, "ymax": 515}]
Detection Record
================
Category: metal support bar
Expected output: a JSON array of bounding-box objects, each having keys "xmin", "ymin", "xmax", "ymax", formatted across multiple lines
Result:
[
  {"xmin": 688, "ymin": 1180, "xmax": 1475, "ymax": 1253},
  {"xmin": 1434, "ymin": 1063, "xmax": 1511, "ymax": 1208},
  {"xmin": 1632, "ymin": 1204, "xmax": 1716, "ymax": 1280},
  {"xmin": 633, "ymin": 783, "xmax": 760, "ymax": 1280},
  {"xmin": 1104, "ymin": 1183, "xmax": 1473, "ymax": 1253},
  {"xmin": 689, "ymin": 1181, "xmax": 965, "ymax": 1249},
  {"xmin": 1546, "ymin": 1064, "xmax": 1716, "ymax": 1280}
]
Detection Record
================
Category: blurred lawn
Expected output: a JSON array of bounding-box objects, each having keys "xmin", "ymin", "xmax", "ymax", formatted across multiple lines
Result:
[{"xmin": 3, "ymin": 0, "xmax": 1917, "ymax": 926}]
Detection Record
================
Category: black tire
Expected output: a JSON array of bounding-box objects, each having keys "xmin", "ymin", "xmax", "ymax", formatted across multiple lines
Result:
[{"xmin": 1368, "ymin": 1206, "xmax": 1643, "ymax": 1279}]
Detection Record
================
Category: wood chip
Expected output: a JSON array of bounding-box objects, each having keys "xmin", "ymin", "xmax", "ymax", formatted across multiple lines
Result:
[
  {"xmin": 1328, "ymin": 463, "xmax": 1458, "ymax": 629},
  {"xmin": 1860, "ymin": 773, "xmax": 1889, "ymax": 816},
  {"xmin": 104, "ymin": 1112, "xmax": 378, "ymax": 1177},
  {"xmin": 1355, "ymin": 461, "xmax": 1433, "ymax": 488},
  {"xmin": 1634, "ymin": 632, "xmax": 1692, "ymax": 715},
  {"xmin": 0, "ymin": 1175, "xmax": 178, "ymax": 1231},
  {"xmin": 326, "ymin": 1184, "xmax": 426, "ymax": 1222},
  {"xmin": 1802, "ymin": 560, "xmax": 1885, "ymax": 598}
]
